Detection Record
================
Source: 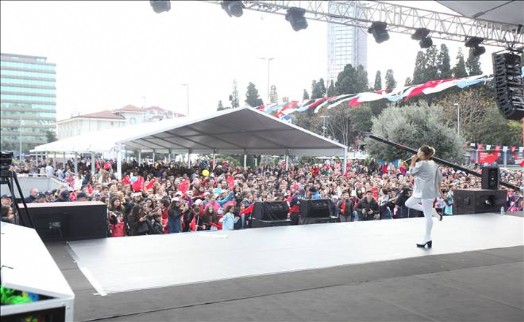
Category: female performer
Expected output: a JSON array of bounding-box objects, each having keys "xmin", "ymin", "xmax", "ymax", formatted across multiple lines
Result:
[{"xmin": 406, "ymin": 145, "xmax": 442, "ymax": 248}]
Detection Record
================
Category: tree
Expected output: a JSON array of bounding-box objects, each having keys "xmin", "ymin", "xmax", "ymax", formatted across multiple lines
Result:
[
  {"xmin": 217, "ymin": 100, "xmax": 225, "ymax": 111},
  {"xmin": 365, "ymin": 102, "xmax": 464, "ymax": 162},
  {"xmin": 438, "ymin": 44, "xmax": 452, "ymax": 78},
  {"xmin": 452, "ymin": 48, "xmax": 468, "ymax": 78},
  {"xmin": 245, "ymin": 82, "xmax": 264, "ymax": 107},
  {"xmin": 303, "ymin": 89, "xmax": 310, "ymax": 100},
  {"xmin": 373, "ymin": 71, "xmax": 382, "ymax": 91},
  {"xmin": 269, "ymin": 85, "xmax": 278, "ymax": 104},
  {"xmin": 385, "ymin": 69, "xmax": 396, "ymax": 92},
  {"xmin": 412, "ymin": 51, "xmax": 426, "ymax": 85},
  {"xmin": 466, "ymin": 48, "xmax": 483, "ymax": 76},
  {"xmin": 311, "ymin": 79, "xmax": 327, "ymax": 99},
  {"xmin": 412, "ymin": 45, "xmax": 440, "ymax": 84},
  {"xmin": 46, "ymin": 130, "xmax": 57, "ymax": 143},
  {"xmin": 326, "ymin": 80, "xmax": 336, "ymax": 97},
  {"xmin": 335, "ymin": 64, "xmax": 369, "ymax": 95},
  {"xmin": 229, "ymin": 79, "xmax": 240, "ymax": 108}
]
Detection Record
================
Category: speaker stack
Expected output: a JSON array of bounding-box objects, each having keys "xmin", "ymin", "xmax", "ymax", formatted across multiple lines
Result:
[
  {"xmin": 251, "ymin": 201, "xmax": 291, "ymax": 228},
  {"xmin": 492, "ymin": 51, "xmax": 524, "ymax": 121},
  {"xmin": 299, "ymin": 199, "xmax": 336, "ymax": 224},
  {"xmin": 481, "ymin": 166, "xmax": 500, "ymax": 190},
  {"xmin": 453, "ymin": 189, "xmax": 506, "ymax": 215},
  {"xmin": 21, "ymin": 201, "xmax": 108, "ymax": 241}
]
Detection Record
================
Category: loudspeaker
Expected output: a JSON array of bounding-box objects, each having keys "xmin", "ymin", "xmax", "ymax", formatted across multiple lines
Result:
[
  {"xmin": 251, "ymin": 218, "xmax": 291, "ymax": 228},
  {"xmin": 252, "ymin": 201, "xmax": 289, "ymax": 221},
  {"xmin": 492, "ymin": 52, "xmax": 524, "ymax": 120},
  {"xmin": 481, "ymin": 166, "xmax": 500, "ymax": 190},
  {"xmin": 299, "ymin": 199, "xmax": 333, "ymax": 219},
  {"xmin": 21, "ymin": 201, "xmax": 108, "ymax": 241},
  {"xmin": 453, "ymin": 189, "xmax": 506, "ymax": 214}
]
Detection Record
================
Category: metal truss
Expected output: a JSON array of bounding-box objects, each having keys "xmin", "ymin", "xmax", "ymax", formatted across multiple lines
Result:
[{"xmin": 203, "ymin": 1, "xmax": 523, "ymax": 48}]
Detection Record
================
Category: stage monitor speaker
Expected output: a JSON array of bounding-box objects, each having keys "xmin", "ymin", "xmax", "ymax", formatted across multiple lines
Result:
[
  {"xmin": 453, "ymin": 189, "xmax": 506, "ymax": 215},
  {"xmin": 299, "ymin": 199, "xmax": 333, "ymax": 219},
  {"xmin": 251, "ymin": 218, "xmax": 291, "ymax": 228},
  {"xmin": 481, "ymin": 166, "xmax": 500, "ymax": 190},
  {"xmin": 20, "ymin": 201, "xmax": 108, "ymax": 242},
  {"xmin": 252, "ymin": 201, "xmax": 289, "ymax": 221}
]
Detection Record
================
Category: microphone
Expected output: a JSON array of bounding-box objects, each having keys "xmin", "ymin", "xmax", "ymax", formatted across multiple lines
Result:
[{"xmin": 403, "ymin": 157, "xmax": 418, "ymax": 164}]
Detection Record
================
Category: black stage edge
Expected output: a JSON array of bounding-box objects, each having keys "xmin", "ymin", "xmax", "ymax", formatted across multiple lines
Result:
[{"xmin": 45, "ymin": 242, "xmax": 523, "ymax": 322}]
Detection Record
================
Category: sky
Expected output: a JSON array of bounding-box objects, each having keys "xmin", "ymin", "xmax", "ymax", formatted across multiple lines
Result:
[{"xmin": 1, "ymin": 1, "xmax": 503, "ymax": 121}]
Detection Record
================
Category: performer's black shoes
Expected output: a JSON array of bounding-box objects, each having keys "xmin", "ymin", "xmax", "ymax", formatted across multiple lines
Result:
[
  {"xmin": 432, "ymin": 208, "xmax": 443, "ymax": 221},
  {"xmin": 416, "ymin": 240, "xmax": 432, "ymax": 248}
]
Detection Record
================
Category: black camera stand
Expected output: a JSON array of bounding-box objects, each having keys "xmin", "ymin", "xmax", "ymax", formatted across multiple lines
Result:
[{"xmin": 1, "ymin": 170, "xmax": 34, "ymax": 228}]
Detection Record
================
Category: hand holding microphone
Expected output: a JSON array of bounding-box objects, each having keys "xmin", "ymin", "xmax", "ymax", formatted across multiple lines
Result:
[{"xmin": 403, "ymin": 154, "xmax": 418, "ymax": 164}]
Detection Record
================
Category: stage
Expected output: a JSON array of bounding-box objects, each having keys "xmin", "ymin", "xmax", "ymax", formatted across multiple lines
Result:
[{"xmin": 46, "ymin": 213, "xmax": 523, "ymax": 321}]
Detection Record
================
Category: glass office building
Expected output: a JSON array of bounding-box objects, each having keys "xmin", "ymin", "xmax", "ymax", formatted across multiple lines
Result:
[
  {"xmin": 327, "ymin": 2, "xmax": 367, "ymax": 84},
  {"xmin": 0, "ymin": 53, "xmax": 56, "ymax": 157}
]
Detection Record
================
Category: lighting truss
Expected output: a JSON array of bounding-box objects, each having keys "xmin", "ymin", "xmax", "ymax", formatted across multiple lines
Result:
[{"xmin": 203, "ymin": 1, "xmax": 523, "ymax": 48}]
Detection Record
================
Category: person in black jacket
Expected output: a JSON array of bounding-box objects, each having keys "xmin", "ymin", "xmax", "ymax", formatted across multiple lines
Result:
[{"xmin": 355, "ymin": 190, "xmax": 379, "ymax": 221}]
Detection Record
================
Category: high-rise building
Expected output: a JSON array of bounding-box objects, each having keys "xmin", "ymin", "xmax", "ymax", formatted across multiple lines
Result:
[
  {"xmin": 327, "ymin": 2, "xmax": 367, "ymax": 85},
  {"xmin": 0, "ymin": 53, "xmax": 56, "ymax": 157}
]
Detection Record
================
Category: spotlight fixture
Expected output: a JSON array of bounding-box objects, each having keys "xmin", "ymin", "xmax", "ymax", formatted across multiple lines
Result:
[
  {"xmin": 285, "ymin": 7, "xmax": 308, "ymax": 31},
  {"xmin": 150, "ymin": 0, "xmax": 171, "ymax": 14},
  {"xmin": 465, "ymin": 37, "xmax": 486, "ymax": 56},
  {"xmin": 368, "ymin": 21, "xmax": 389, "ymax": 44},
  {"xmin": 221, "ymin": 0, "xmax": 245, "ymax": 17},
  {"xmin": 411, "ymin": 28, "xmax": 433, "ymax": 49}
]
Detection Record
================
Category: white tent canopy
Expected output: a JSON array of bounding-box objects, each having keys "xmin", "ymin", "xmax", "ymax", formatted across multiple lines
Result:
[
  {"xmin": 33, "ymin": 107, "xmax": 348, "ymax": 175},
  {"xmin": 118, "ymin": 107, "xmax": 346, "ymax": 157}
]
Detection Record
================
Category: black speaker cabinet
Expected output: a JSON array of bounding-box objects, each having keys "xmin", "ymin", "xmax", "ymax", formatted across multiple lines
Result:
[
  {"xmin": 251, "ymin": 218, "xmax": 291, "ymax": 228},
  {"xmin": 481, "ymin": 166, "xmax": 500, "ymax": 190},
  {"xmin": 299, "ymin": 199, "xmax": 333, "ymax": 219},
  {"xmin": 453, "ymin": 189, "xmax": 506, "ymax": 215},
  {"xmin": 252, "ymin": 201, "xmax": 289, "ymax": 221},
  {"xmin": 20, "ymin": 201, "xmax": 108, "ymax": 241}
]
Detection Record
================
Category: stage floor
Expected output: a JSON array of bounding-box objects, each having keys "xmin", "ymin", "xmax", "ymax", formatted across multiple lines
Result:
[{"xmin": 67, "ymin": 213, "xmax": 524, "ymax": 296}]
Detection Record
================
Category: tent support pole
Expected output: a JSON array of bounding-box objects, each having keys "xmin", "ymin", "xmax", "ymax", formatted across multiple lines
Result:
[
  {"xmin": 138, "ymin": 150, "xmax": 142, "ymax": 164},
  {"xmin": 74, "ymin": 152, "xmax": 78, "ymax": 174},
  {"xmin": 243, "ymin": 154, "xmax": 247, "ymax": 169},
  {"xmin": 117, "ymin": 145, "xmax": 122, "ymax": 180},
  {"xmin": 91, "ymin": 152, "xmax": 95, "ymax": 177}
]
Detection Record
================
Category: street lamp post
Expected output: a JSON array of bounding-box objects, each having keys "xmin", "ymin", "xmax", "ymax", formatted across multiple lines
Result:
[
  {"xmin": 320, "ymin": 115, "xmax": 330, "ymax": 137},
  {"xmin": 454, "ymin": 103, "xmax": 460, "ymax": 135},
  {"xmin": 181, "ymin": 83, "xmax": 189, "ymax": 117},
  {"xmin": 257, "ymin": 57, "xmax": 274, "ymax": 102}
]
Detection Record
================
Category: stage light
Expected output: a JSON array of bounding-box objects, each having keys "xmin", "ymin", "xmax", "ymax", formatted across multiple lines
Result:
[
  {"xmin": 411, "ymin": 28, "xmax": 433, "ymax": 49},
  {"xmin": 465, "ymin": 37, "xmax": 486, "ymax": 56},
  {"xmin": 221, "ymin": 0, "xmax": 245, "ymax": 17},
  {"xmin": 285, "ymin": 7, "xmax": 308, "ymax": 31},
  {"xmin": 419, "ymin": 37, "xmax": 433, "ymax": 49},
  {"xmin": 368, "ymin": 21, "xmax": 389, "ymax": 43},
  {"xmin": 150, "ymin": 0, "xmax": 171, "ymax": 13}
]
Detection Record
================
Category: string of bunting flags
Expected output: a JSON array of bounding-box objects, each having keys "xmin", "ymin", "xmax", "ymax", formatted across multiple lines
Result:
[{"xmin": 254, "ymin": 74, "xmax": 495, "ymax": 119}]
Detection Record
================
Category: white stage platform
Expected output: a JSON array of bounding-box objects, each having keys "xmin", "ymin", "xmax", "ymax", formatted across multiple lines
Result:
[{"xmin": 67, "ymin": 213, "xmax": 524, "ymax": 296}]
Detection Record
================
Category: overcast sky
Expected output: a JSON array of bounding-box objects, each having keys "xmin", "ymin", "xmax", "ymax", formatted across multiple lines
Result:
[{"xmin": 1, "ymin": 1, "xmax": 501, "ymax": 120}]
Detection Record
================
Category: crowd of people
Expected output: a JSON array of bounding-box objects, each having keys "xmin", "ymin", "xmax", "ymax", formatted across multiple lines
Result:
[{"xmin": 2, "ymin": 156, "xmax": 523, "ymax": 238}]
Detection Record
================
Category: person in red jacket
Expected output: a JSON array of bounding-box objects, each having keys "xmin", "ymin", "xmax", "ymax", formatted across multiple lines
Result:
[{"xmin": 110, "ymin": 212, "xmax": 125, "ymax": 237}]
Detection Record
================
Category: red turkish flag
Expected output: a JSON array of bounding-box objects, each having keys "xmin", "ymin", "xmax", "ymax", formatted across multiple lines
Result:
[
  {"xmin": 227, "ymin": 176, "xmax": 235, "ymax": 189},
  {"xmin": 122, "ymin": 176, "xmax": 131, "ymax": 185},
  {"xmin": 145, "ymin": 178, "xmax": 156, "ymax": 190},
  {"xmin": 132, "ymin": 176, "xmax": 144, "ymax": 192},
  {"xmin": 179, "ymin": 179, "xmax": 190, "ymax": 194}
]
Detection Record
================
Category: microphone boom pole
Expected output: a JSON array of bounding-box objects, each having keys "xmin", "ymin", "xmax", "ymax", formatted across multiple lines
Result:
[{"xmin": 367, "ymin": 133, "xmax": 520, "ymax": 191}]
